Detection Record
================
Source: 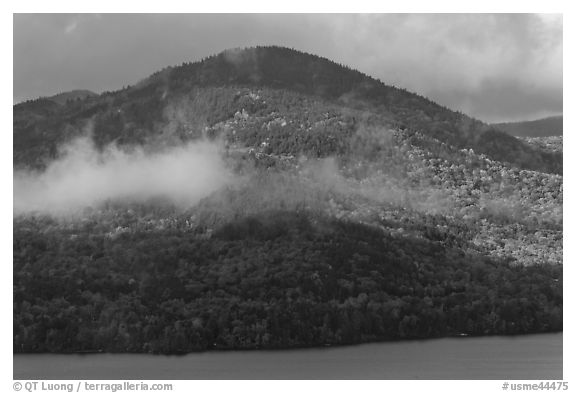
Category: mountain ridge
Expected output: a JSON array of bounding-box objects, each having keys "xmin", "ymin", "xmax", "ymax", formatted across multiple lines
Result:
[
  {"xmin": 14, "ymin": 46, "xmax": 561, "ymax": 174},
  {"xmin": 493, "ymin": 115, "xmax": 563, "ymax": 138}
]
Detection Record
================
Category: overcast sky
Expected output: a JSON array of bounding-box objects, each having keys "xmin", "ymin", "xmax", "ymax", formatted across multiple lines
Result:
[{"xmin": 13, "ymin": 13, "xmax": 562, "ymax": 123}]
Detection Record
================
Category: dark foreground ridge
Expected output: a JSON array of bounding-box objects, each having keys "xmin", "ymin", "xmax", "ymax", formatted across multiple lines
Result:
[{"xmin": 14, "ymin": 210, "xmax": 561, "ymax": 354}]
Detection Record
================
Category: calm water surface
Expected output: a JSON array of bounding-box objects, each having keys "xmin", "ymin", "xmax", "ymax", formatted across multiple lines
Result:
[{"xmin": 14, "ymin": 333, "xmax": 562, "ymax": 380}]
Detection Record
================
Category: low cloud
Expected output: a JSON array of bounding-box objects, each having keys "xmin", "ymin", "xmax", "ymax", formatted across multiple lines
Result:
[{"xmin": 13, "ymin": 138, "xmax": 235, "ymax": 215}]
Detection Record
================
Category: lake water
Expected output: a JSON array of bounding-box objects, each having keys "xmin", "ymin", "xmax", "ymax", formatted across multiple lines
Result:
[{"xmin": 14, "ymin": 333, "xmax": 562, "ymax": 380}]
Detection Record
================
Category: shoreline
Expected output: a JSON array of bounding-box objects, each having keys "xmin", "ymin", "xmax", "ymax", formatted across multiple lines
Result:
[{"xmin": 13, "ymin": 330, "xmax": 563, "ymax": 356}]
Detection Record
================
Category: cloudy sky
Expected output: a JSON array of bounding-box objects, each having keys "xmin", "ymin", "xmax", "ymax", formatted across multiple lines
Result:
[{"xmin": 13, "ymin": 13, "xmax": 562, "ymax": 123}]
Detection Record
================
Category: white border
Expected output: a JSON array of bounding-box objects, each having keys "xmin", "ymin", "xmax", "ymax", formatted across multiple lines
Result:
[{"xmin": 4, "ymin": 3, "xmax": 571, "ymax": 391}]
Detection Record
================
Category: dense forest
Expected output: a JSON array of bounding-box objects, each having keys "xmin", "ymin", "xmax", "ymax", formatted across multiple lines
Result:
[{"xmin": 14, "ymin": 210, "xmax": 562, "ymax": 353}]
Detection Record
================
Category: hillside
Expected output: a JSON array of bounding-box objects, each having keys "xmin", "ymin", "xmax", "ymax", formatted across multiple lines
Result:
[
  {"xmin": 14, "ymin": 46, "xmax": 561, "ymax": 174},
  {"xmin": 493, "ymin": 116, "xmax": 563, "ymax": 138},
  {"xmin": 13, "ymin": 47, "xmax": 563, "ymax": 354}
]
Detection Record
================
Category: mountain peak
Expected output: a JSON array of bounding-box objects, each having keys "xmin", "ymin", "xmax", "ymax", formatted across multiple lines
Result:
[{"xmin": 14, "ymin": 46, "xmax": 562, "ymax": 174}]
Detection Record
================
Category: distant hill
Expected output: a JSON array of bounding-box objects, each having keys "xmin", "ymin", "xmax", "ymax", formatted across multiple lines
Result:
[{"xmin": 493, "ymin": 116, "xmax": 563, "ymax": 138}]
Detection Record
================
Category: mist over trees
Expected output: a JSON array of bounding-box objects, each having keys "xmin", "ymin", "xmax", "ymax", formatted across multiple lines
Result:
[{"xmin": 13, "ymin": 46, "xmax": 563, "ymax": 354}]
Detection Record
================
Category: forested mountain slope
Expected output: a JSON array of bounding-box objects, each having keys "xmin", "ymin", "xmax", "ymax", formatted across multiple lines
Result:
[
  {"xmin": 14, "ymin": 46, "xmax": 561, "ymax": 174},
  {"xmin": 13, "ymin": 47, "xmax": 562, "ymax": 354}
]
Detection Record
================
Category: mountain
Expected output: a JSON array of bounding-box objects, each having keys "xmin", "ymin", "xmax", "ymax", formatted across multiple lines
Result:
[
  {"xmin": 493, "ymin": 116, "xmax": 563, "ymax": 138},
  {"xmin": 14, "ymin": 46, "xmax": 561, "ymax": 174},
  {"xmin": 13, "ymin": 46, "xmax": 562, "ymax": 354}
]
